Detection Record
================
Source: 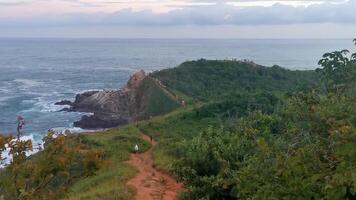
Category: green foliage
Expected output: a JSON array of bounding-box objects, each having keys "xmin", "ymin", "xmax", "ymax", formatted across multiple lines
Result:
[
  {"xmin": 0, "ymin": 131, "xmax": 106, "ymax": 200},
  {"xmin": 152, "ymin": 59, "xmax": 318, "ymax": 101},
  {"xmin": 174, "ymin": 92, "xmax": 356, "ymax": 199},
  {"xmin": 0, "ymin": 134, "xmax": 10, "ymax": 163},
  {"xmin": 173, "ymin": 127, "xmax": 252, "ymax": 199},
  {"xmin": 317, "ymin": 49, "xmax": 356, "ymax": 92},
  {"xmin": 3, "ymin": 138, "xmax": 33, "ymax": 199},
  {"xmin": 193, "ymin": 92, "xmax": 280, "ymax": 119}
]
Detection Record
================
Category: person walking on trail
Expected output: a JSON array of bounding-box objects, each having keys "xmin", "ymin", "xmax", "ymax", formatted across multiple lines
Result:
[
  {"xmin": 134, "ymin": 144, "xmax": 139, "ymax": 154},
  {"xmin": 150, "ymin": 135, "xmax": 153, "ymax": 142}
]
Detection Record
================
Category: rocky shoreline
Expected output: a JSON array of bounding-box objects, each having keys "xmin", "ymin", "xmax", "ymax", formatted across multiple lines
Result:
[
  {"xmin": 56, "ymin": 70, "xmax": 147, "ymax": 129},
  {"xmin": 56, "ymin": 70, "xmax": 181, "ymax": 129}
]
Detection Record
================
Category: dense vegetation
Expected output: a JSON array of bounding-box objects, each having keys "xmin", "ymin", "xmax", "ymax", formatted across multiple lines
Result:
[
  {"xmin": 172, "ymin": 90, "xmax": 355, "ymax": 199},
  {"xmin": 1, "ymin": 41, "xmax": 355, "ymax": 200},
  {"xmin": 141, "ymin": 42, "xmax": 356, "ymax": 199},
  {"xmin": 0, "ymin": 131, "xmax": 104, "ymax": 199},
  {"xmin": 151, "ymin": 59, "xmax": 318, "ymax": 101}
]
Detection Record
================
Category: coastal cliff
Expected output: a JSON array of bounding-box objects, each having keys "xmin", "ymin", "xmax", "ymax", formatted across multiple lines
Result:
[{"xmin": 58, "ymin": 70, "xmax": 181, "ymax": 129}]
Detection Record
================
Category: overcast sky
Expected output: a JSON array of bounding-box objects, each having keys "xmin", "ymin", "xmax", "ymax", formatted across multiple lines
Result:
[{"xmin": 0, "ymin": 0, "xmax": 355, "ymax": 38}]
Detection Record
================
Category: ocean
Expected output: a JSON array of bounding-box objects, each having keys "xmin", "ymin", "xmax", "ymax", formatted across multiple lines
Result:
[{"xmin": 1, "ymin": 38, "xmax": 355, "ymax": 144}]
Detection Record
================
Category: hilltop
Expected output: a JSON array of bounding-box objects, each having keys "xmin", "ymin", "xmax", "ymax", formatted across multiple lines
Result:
[{"xmin": 152, "ymin": 59, "xmax": 318, "ymax": 101}]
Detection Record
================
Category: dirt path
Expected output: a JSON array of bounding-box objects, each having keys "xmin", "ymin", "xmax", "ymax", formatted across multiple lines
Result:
[{"xmin": 125, "ymin": 134, "xmax": 182, "ymax": 200}]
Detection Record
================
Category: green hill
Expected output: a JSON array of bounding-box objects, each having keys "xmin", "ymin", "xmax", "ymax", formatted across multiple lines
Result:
[{"xmin": 152, "ymin": 59, "xmax": 319, "ymax": 101}]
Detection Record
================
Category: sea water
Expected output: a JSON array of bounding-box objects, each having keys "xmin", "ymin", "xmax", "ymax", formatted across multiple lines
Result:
[{"xmin": 0, "ymin": 38, "xmax": 355, "ymax": 144}]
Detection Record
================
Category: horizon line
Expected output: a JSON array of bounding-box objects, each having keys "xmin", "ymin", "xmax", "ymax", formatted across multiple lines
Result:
[{"xmin": 0, "ymin": 37, "xmax": 353, "ymax": 40}]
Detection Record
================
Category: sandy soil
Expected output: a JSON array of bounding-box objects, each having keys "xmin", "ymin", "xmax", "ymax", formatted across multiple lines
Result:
[{"xmin": 125, "ymin": 134, "xmax": 182, "ymax": 200}]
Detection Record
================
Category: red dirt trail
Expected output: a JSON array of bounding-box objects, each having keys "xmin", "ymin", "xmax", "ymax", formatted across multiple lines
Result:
[{"xmin": 125, "ymin": 134, "xmax": 182, "ymax": 200}]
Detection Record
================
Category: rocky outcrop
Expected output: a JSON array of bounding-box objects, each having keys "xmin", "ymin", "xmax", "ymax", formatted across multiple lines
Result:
[
  {"xmin": 122, "ymin": 70, "xmax": 146, "ymax": 92},
  {"xmin": 57, "ymin": 70, "xmax": 180, "ymax": 129},
  {"xmin": 55, "ymin": 100, "xmax": 72, "ymax": 106}
]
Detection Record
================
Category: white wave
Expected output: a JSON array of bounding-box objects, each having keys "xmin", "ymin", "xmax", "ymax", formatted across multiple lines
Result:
[
  {"xmin": 0, "ymin": 96, "xmax": 16, "ymax": 106},
  {"xmin": 13, "ymin": 79, "xmax": 44, "ymax": 88},
  {"xmin": 21, "ymin": 99, "xmax": 37, "ymax": 105},
  {"xmin": 10, "ymin": 65, "xmax": 27, "ymax": 70},
  {"xmin": 14, "ymin": 79, "xmax": 44, "ymax": 90},
  {"xmin": 21, "ymin": 96, "xmax": 68, "ymax": 113},
  {"xmin": 0, "ymin": 86, "xmax": 10, "ymax": 93},
  {"xmin": 0, "ymin": 96, "xmax": 14, "ymax": 102},
  {"xmin": 51, "ymin": 120, "xmax": 99, "ymax": 134},
  {"xmin": 34, "ymin": 99, "xmax": 67, "ymax": 112}
]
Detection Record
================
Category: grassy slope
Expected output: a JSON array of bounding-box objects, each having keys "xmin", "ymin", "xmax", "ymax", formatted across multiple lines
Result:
[
  {"xmin": 63, "ymin": 125, "xmax": 150, "ymax": 200},
  {"xmin": 138, "ymin": 106, "xmax": 219, "ymax": 172},
  {"xmin": 136, "ymin": 77, "xmax": 182, "ymax": 119}
]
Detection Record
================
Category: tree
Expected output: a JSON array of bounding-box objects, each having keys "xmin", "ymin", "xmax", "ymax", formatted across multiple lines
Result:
[
  {"xmin": 8, "ymin": 116, "xmax": 32, "ymax": 169},
  {"xmin": 7, "ymin": 120, "xmax": 32, "ymax": 199},
  {"xmin": 317, "ymin": 40, "xmax": 356, "ymax": 92},
  {"xmin": 173, "ymin": 127, "xmax": 247, "ymax": 199}
]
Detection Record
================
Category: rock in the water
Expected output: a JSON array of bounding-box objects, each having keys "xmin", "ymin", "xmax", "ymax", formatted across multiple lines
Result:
[
  {"xmin": 58, "ymin": 107, "xmax": 72, "ymax": 112},
  {"xmin": 55, "ymin": 100, "xmax": 72, "ymax": 106}
]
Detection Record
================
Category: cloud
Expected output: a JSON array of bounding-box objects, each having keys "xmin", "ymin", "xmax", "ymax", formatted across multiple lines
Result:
[
  {"xmin": 0, "ymin": 0, "xmax": 355, "ymax": 27},
  {"xmin": 0, "ymin": 1, "xmax": 29, "ymax": 6}
]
